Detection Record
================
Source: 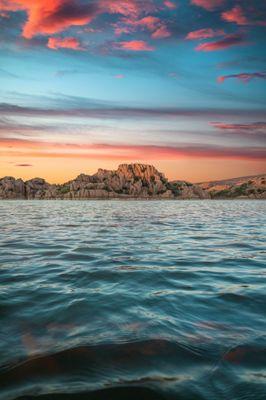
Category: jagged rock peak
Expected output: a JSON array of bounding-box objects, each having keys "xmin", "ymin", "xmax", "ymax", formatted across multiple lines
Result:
[{"xmin": 117, "ymin": 163, "xmax": 166, "ymax": 180}]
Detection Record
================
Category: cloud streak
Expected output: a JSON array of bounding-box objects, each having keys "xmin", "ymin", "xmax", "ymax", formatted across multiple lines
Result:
[
  {"xmin": 186, "ymin": 28, "xmax": 225, "ymax": 40},
  {"xmin": 1, "ymin": 138, "xmax": 265, "ymax": 161},
  {"xmin": 210, "ymin": 122, "xmax": 266, "ymax": 139},
  {"xmin": 196, "ymin": 34, "xmax": 247, "ymax": 52},
  {"xmin": 218, "ymin": 72, "xmax": 266, "ymax": 83},
  {"xmin": 1, "ymin": 102, "xmax": 266, "ymax": 120},
  {"xmin": 210, "ymin": 121, "xmax": 266, "ymax": 132}
]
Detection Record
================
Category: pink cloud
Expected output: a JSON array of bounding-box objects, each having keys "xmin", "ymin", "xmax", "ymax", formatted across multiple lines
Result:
[
  {"xmin": 114, "ymin": 25, "xmax": 133, "ymax": 36},
  {"xmin": 186, "ymin": 28, "xmax": 225, "ymax": 40},
  {"xmin": 0, "ymin": 0, "xmax": 97, "ymax": 39},
  {"xmin": 47, "ymin": 36, "xmax": 84, "ymax": 51},
  {"xmin": 114, "ymin": 15, "xmax": 171, "ymax": 38},
  {"xmin": 115, "ymin": 74, "xmax": 125, "ymax": 79},
  {"xmin": 116, "ymin": 40, "xmax": 154, "ymax": 51},
  {"xmin": 222, "ymin": 6, "xmax": 248, "ymax": 25},
  {"xmin": 196, "ymin": 34, "xmax": 246, "ymax": 51},
  {"xmin": 222, "ymin": 5, "xmax": 266, "ymax": 26},
  {"xmin": 2, "ymin": 138, "xmax": 265, "ymax": 161},
  {"xmin": 99, "ymin": 0, "xmax": 155, "ymax": 17},
  {"xmin": 210, "ymin": 121, "xmax": 266, "ymax": 131},
  {"xmin": 134, "ymin": 15, "xmax": 160, "ymax": 31},
  {"xmin": 190, "ymin": 0, "xmax": 225, "ymax": 11},
  {"xmin": 151, "ymin": 25, "xmax": 171, "ymax": 38},
  {"xmin": 164, "ymin": 1, "xmax": 177, "ymax": 10},
  {"xmin": 217, "ymin": 72, "xmax": 266, "ymax": 83}
]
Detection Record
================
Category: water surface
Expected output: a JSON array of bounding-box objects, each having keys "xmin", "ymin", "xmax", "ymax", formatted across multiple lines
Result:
[{"xmin": 0, "ymin": 200, "xmax": 265, "ymax": 400}]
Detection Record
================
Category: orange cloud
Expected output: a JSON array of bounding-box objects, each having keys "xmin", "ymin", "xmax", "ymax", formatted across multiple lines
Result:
[
  {"xmin": 186, "ymin": 28, "xmax": 225, "ymax": 40},
  {"xmin": 190, "ymin": 0, "xmax": 225, "ymax": 11},
  {"xmin": 47, "ymin": 36, "xmax": 83, "ymax": 50},
  {"xmin": 117, "ymin": 40, "xmax": 154, "ymax": 51},
  {"xmin": 196, "ymin": 34, "xmax": 246, "ymax": 51},
  {"xmin": 217, "ymin": 72, "xmax": 266, "ymax": 83},
  {"xmin": 0, "ymin": 0, "xmax": 97, "ymax": 38}
]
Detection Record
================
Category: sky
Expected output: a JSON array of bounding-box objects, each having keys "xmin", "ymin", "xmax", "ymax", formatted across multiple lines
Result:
[{"xmin": 0, "ymin": 0, "xmax": 265, "ymax": 183}]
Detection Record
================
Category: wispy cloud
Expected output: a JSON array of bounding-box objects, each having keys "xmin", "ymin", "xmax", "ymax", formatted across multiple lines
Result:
[
  {"xmin": 1, "ymin": 102, "xmax": 266, "ymax": 120},
  {"xmin": 0, "ymin": 68, "xmax": 21, "ymax": 79},
  {"xmin": 190, "ymin": 0, "xmax": 225, "ymax": 11},
  {"xmin": 113, "ymin": 15, "xmax": 171, "ymax": 39},
  {"xmin": 1, "ymin": 138, "xmax": 265, "ymax": 161},
  {"xmin": 196, "ymin": 34, "xmax": 247, "ymax": 52},
  {"xmin": 218, "ymin": 71, "xmax": 266, "ymax": 83},
  {"xmin": 210, "ymin": 120, "xmax": 266, "ymax": 141},
  {"xmin": 115, "ymin": 40, "xmax": 155, "ymax": 51},
  {"xmin": 47, "ymin": 36, "xmax": 84, "ymax": 51},
  {"xmin": 99, "ymin": 0, "xmax": 155, "ymax": 17},
  {"xmin": 210, "ymin": 121, "xmax": 266, "ymax": 132},
  {"xmin": 186, "ymin": 28, "xmax": 225, "ymax": 40}
]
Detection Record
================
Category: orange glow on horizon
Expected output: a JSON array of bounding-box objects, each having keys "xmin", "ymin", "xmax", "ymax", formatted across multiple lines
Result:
[{"xmin": 1, "ymin": 155, "xmax": 265, "ymax": 184}]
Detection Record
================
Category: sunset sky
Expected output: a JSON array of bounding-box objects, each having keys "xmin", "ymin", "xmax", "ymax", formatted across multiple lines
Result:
[{"xmin": 0, "ymin": 0, "xmax": 265, "ymax": 183}]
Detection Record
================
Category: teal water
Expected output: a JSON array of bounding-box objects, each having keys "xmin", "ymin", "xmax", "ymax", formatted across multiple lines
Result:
[{"xmin": 0, "ymin": 200, "xmax": 265, "ymax": 400}]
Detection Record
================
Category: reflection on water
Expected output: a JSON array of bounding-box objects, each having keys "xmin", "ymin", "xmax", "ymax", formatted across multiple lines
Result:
[{"xmin": 0, "ymin": 200, "xmax": 265, "ymax": 400}]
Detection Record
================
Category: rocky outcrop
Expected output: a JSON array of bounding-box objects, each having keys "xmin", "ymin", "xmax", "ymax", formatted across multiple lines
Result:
[
  {"xmin": 61, "ymin": 164, "xmax": 173, "ymax": 199},
  {"xmin": 198, "ymin": 174, "xmax": 266, "ymax": 199},
  {"xmin": 0, "ymin": 176, "xmax": 25, "ymax": 199},
  {"xmin": 25, "ymin": 178, "xmax": 59, "ymax": 200},
  {"xmin": 0, "ymin": 164, "xmax": 265, "ymax": 200}
]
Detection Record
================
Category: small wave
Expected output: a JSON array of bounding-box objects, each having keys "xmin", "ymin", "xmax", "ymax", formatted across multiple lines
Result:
[
  {"xmin": 216, "ymin": 292, "xmax": 250, "ymax": 303},
  {"xmin": 0, "ymin": 339, "xmax": 208, "ymax": 398},
  {"xmin": 14, "ymin": 386, "xmax": 168, "ymax": 400},
  {"xmin": 223, "ymin": 344, "xmax": 266, "ymax": 367}
]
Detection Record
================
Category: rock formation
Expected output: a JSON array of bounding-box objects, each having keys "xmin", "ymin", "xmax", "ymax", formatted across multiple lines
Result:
[
  {"xmin": 0, "ymin": 164, "xmax": 265, "ymax": 200},
  {"xmin": 0, "ymin": 176, "xmax": 25, "ymax": 199}
]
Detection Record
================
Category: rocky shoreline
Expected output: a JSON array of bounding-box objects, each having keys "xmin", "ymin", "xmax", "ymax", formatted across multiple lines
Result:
[{"xmin": 0, "ymin": 164, "xmax": 265, "ymax": 200}]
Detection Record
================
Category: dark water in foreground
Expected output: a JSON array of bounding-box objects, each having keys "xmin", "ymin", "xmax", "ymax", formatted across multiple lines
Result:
[{"xmin": 0, "ymin": 200, "xmax": 265, "ymax": 400}]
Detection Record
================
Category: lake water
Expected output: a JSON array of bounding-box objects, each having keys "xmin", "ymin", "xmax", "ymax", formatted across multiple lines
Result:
[{"xmin": 0, "ymin": 200, "xmax": 265, "ymax": 400}]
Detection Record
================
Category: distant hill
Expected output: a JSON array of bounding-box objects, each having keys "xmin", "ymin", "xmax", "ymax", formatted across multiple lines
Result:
[
  {"xmin": 198, "ymin": 174, "xmax": 266, "ymax": 199},
  {"xmin": 0, "ymin": 164, "xmax": 265, "ymax": 199}
]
